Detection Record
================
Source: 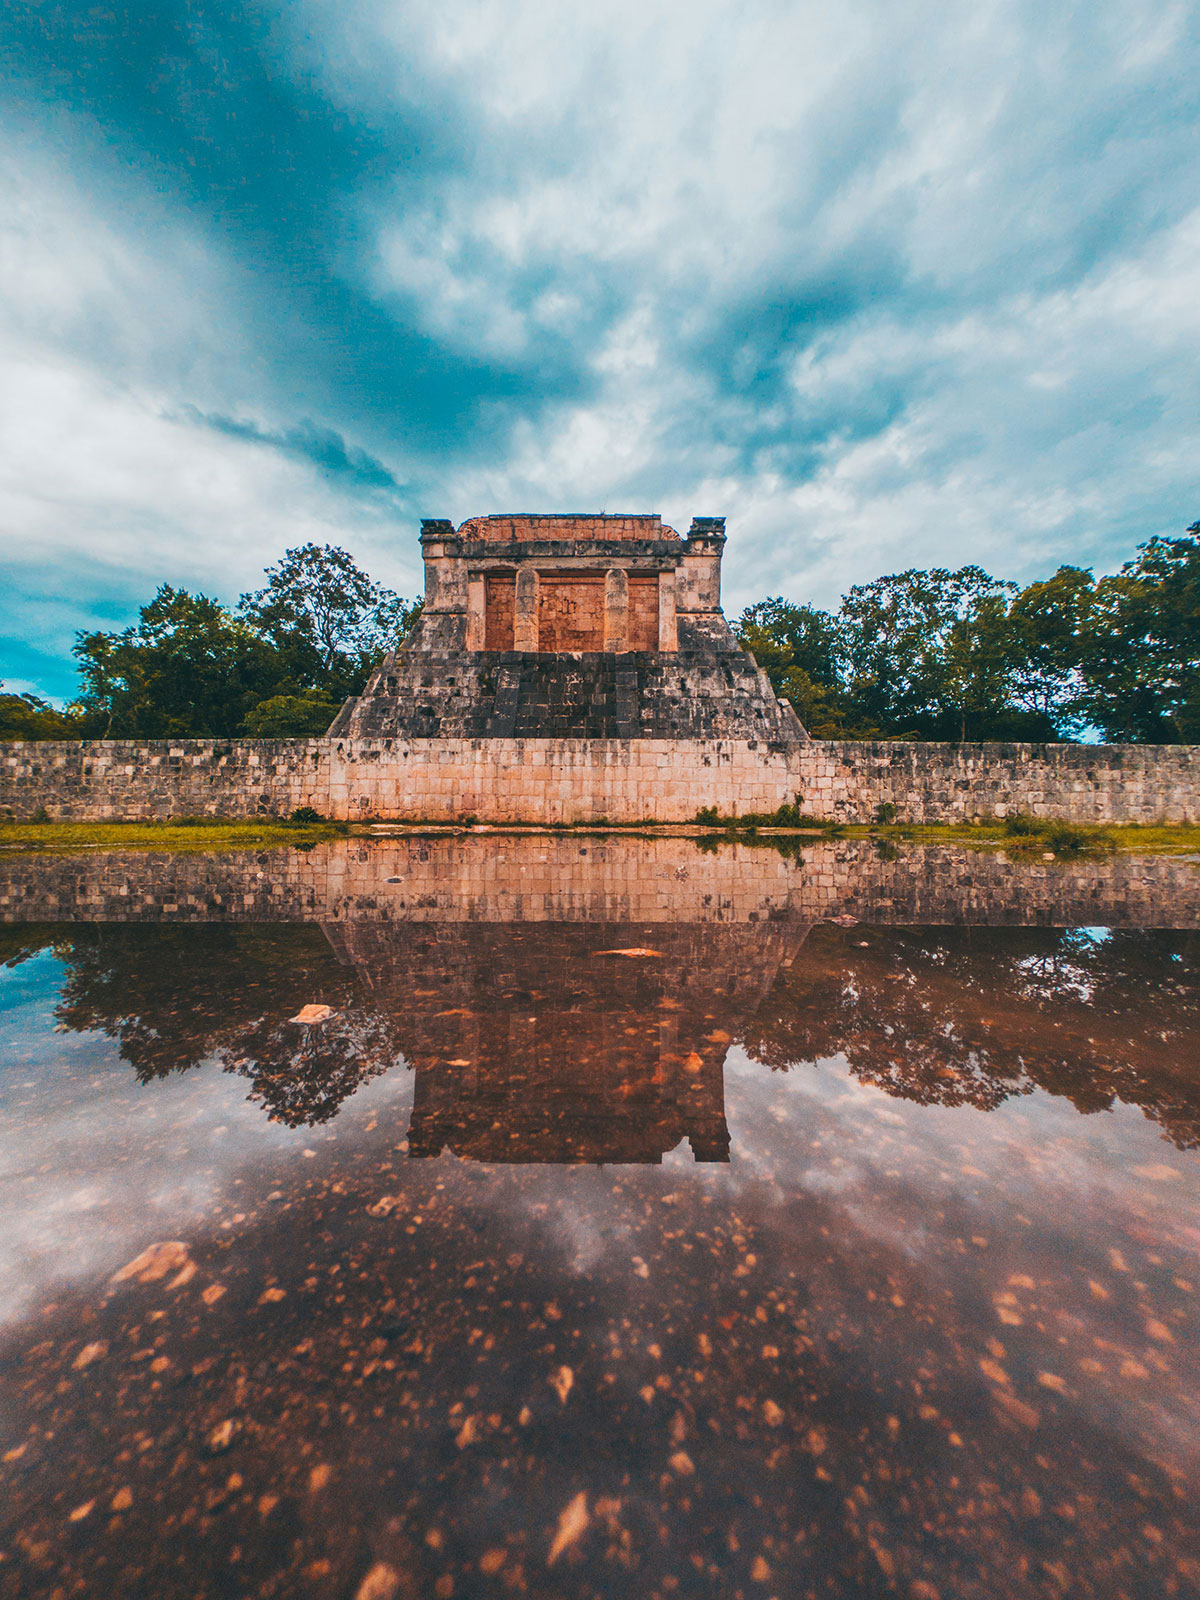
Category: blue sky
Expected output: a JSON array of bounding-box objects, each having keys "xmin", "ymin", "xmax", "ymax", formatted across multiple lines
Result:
[{"xmin": 2, "ymin": 0, "xmax": 1198, "ymax": 700}]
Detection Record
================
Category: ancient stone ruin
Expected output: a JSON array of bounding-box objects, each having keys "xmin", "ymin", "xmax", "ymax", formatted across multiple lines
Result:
[
  {"xmin": 3, "ymin": 514, "xmax": 1198, "ymax": 824},
  {"xmin": 329, "ymin": 513, "xmax": 805, "ymax": 743}
]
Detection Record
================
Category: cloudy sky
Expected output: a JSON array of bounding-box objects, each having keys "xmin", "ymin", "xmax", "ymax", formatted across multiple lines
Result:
[{"xmin": 2, "ymin": 0, "xmax": 1198, "ymax": 699}]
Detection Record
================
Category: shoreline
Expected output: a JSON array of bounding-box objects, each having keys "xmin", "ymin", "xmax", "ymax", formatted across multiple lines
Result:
[{"xmin": 2, "ymin": 817, "xmax": 1200, "ymax": 857}]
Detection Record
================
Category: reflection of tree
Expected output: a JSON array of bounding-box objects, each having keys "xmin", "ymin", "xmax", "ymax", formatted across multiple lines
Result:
[
  {"xmin": 4, "ymin": 926, "xmax": 402, "ymax": 1127},
  {"xmin": 8, "ymin": 918, "xmax": 1199, "ymax": 1147},
  {"xmin": 746, "ymin": 925, "xmax": 1200, "ymax": 1145},
  {"xmin": 222, "ymin": 1012, "xmax": 398, "ymax": 1126}
]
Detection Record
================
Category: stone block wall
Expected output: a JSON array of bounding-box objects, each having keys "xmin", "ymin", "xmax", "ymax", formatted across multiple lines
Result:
[
  {"xmin": 794, "ymin": 741, "xmax": 1200, "ymax": 824},
  {"xmin": 325, "ymin": 738, "xmax": 793, "ymax": 823},
  {"xmin": 0, "ymin": 740, "xmax": 328, "ymax": 821},
  {"xmin": 1, "ymin": 736, "xmax": 1198, "ymax": 824},
  {"xmin": 457, "ymin": 514, "xmax": 674, "ymax": 542}
]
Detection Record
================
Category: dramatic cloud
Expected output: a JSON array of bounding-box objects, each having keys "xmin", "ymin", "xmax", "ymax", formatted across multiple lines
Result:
[{"xmin": 2, "ymin": 0, "xmax": 1198, "ymax": 696}]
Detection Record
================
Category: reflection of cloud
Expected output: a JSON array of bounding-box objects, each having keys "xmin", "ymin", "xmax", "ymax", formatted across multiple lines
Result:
[
  {"xmin": 4, "ymin": 0, "xmax": 1200, "ymax": 693},
  {"xmin": 722, "ymin": 1042, "xmax": 1200, "ymax": 1470},
  {"xmin": 0, "ymin": 955, "xmax": 414, "ymax": 1325}
]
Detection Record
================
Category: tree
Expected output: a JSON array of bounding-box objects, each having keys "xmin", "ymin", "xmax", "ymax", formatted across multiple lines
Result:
[
  {"xmin": 0, "ymin": 687, "xmax": 89, "ymax": 740},
  {"xmin": 735, "ymin": 599, "xmax": 878, "ymax": 737},
  {"xmin": 73, "ymin": 586, "xmax": 287, "ymax": 738},
  {"xmin": 238, "ymin": 544, "xmax": 420, "ymax": 700},
  {"xmin": 837, "ymin": 566, "xmax": 1022, "ymax": 739},
  {"xmin": 1080, "ymin": 526, "xmax": 1200, "ymax": 742},
  {"xmin": 242, "ymin": 693, "xmax": 341, "ymax": 737},
  {"xmin": 1007, "ymin": 566, "xmax": 1096, "ymax": 736}
]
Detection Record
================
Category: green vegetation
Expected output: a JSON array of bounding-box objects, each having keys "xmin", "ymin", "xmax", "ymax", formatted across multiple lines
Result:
[
  {"xmin": 695, "ymin": 798, "xmax": 829, "ymax": 832},
  {"xmin": 0, "ymin": 817, "xmax": 349, "ymax": 853},
  {"xmin": 853, "ymin": 820, "xmax": 1200, "ymax": 856},
  {"xmin": 1, "ymin": 543, "xmax": 421, "ymax": 741},
  {"xmin": 736, "ymin": 521, "xmax": 1200, "ymax": 742},
  {"xmin": 690, "ymin": 808, "xmax": 1200, "ymax": 856},
  {"xmin": 0, "ymin": 815, "xmax": 1196, "ymax": 857}
]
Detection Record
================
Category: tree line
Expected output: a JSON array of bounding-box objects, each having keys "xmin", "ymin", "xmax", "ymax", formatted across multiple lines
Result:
[
  {"xmin": 2, "ymin": 544, "xmax": 422, "ymax": 740},
  {"xmin": 2, "ymin": 521, "xmax": 1197, "ymax": 743},
  {"xmin": 736, "ymin": 522, "xmax": 1199, "ymax": 742}
]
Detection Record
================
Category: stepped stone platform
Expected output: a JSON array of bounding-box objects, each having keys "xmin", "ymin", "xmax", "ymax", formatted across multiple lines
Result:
[
  {"xmin": 329, "ymin": 651, "xmax": 800, "ymax": 742},
  {"xmin": 329, "ymin": 513, "xmax": 806, "ymax": 746}
]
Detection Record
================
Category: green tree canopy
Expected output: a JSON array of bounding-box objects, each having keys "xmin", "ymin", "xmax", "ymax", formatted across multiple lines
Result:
[
  {"xmin": 1080, "ymin": 528, "xmax": 1200, "ymax": 742},
  {"xmin": 242, "ymin": 693, "xmax": 342, "ymax": 737},
  {"xmin": 59, "ymin": 547, "xmax": 420, "ymax": 741},
  {"xmin": 0, "ymin": 687, "xmax": 88, "ymax": 740},
  {"xmin": 238, "ymin": 544, "xmax": 421, "ymax": 701},
  {"xmin": 73, "ymin": 586, "xmax": 288, "ymax": 738}
]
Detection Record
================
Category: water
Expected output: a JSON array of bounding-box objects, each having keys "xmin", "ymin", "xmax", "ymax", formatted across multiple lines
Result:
[{"xmin": 1, "ymin": 837, "xmax": 1198, "ymax": 1599}]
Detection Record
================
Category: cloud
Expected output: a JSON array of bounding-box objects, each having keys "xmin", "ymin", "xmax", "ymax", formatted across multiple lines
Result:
[
  {"xmin": 2, "ymin": 0, "xmax": 1199, "ymax": 693},
  {"xmin": 185, "ymin": 411, "xmax": 406, "ymax": 494}
]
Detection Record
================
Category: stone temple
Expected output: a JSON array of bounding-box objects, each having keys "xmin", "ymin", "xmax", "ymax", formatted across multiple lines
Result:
[{"xmin": 330, "ymin": 514, "xmax": 806, "ymax": 744}]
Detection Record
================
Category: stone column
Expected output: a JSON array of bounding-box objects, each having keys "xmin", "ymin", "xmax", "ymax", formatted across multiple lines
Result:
[
  {"xmin": 603, "ymin": 567, "xmax": 629, "ymax": 651},
  {"xmin": 657, "ymin": 569, "xmax": 678, "ymax": 651},
  {"xmin": 466, "ymin": 575, "xmax": 486, "ymax": 650},
  {"xmin": 514, "ymin": 567, "xmax": 539, "ymax": 651}
]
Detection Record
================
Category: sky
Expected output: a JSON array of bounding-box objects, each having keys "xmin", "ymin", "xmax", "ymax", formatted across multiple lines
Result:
[{"xmin": 2, "ymin": 0, "xmax": 1199, "ymax": 701}]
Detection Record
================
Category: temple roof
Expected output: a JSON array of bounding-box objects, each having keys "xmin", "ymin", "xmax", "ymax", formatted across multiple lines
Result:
[{"xmin": 456, "ymin": 514, "xmax": 679, "ymax": 542}]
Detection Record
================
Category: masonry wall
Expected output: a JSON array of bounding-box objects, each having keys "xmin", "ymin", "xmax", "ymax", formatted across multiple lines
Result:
[
  {"xmin": 796, "ymin": 741, "xmax": 1200, "ymax": 824},
  {"xmin": 1, "ymin": 737, "xmax": 1198, "ymax": 824},
  {"xmin": 0, "ymin": 740, "xmax": 329, "ymax": 821}
]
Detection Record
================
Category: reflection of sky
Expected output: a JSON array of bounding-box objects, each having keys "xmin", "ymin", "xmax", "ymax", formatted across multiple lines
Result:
[
  {"xmin": 0, "ymin": 953, "xmax": 413, "ymax": 1324},
  {"xmin": 4, "ymin": 933, "xmax": 1200, "ymax": 1486},
  {"xmin": 720, "ymin": 1044, "xmax": 1200, "ymax": 1471}
]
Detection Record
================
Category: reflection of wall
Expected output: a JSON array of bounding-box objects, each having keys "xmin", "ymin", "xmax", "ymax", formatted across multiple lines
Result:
[
  {"xmin": 3, "ymin": 837, "xmax": 1199, "ymax": 927},
  {"xmin": 321, "ymin": 920, "xmax": 804, "ymax": 1163}
]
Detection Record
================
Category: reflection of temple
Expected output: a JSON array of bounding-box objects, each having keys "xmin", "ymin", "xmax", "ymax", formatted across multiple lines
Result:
[{"xmin": 322, "ymin": 922, "xmax": 809, "ymax": 1163}]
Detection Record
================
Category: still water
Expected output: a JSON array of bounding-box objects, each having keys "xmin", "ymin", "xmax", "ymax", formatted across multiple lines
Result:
[{"xmin": 1, "ymin": 837, "xmax": 1198, "ymax": 1600}]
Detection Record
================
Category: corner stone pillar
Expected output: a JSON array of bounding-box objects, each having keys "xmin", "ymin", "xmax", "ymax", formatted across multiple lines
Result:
[
  {"xmin": 514, "ymin": 568, "xmax": 539, "ymax": 651},
  {"xmin": 603, "ymin": 568, "xmax": 629, "ymax": 651},
  {"xmin": 466, "ymin": 574, "xmax": 486, "ymax": 650},
  {"xmin": 657, "ymin": 569, "xmax": 678, "ymax": 651}
]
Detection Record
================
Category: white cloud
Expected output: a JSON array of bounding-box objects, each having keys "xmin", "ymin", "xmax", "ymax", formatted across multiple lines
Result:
[{"xmin": 2, "ymin": 0, "xmax": 1199, "ymax": 687}]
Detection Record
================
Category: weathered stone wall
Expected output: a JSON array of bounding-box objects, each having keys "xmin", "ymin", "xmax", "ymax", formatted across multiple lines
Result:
[
  {"xmin": 796, "ymin": 741, "xmax": 1200, "ymax": 824},
  {"xmin": 457, "ymin": 514, "xmax": 675, "ymax": 542},
  {"xmin": 2, "ymin": 737, "xmax": 1198, "ymax": 824},
  {"xmin": 2, "ymin": 836, "xmax": 1196, "ymax": 927},
  {"xmin": 326, "ymin": 738, "xmax": 790, "ymax": 822},
  {"xmin": 0, "ymin": 739, "xmax": 329, "ymax": 821}
]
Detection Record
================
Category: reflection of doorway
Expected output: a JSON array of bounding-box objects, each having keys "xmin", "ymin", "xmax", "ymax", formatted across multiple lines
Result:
[
  {"xmin": 537, "ymin": 573, "xmax": 604, "ymax": 651},
  {"xmin": 484, "ymin": 573, "xmax": 514, "ymax": 649}
]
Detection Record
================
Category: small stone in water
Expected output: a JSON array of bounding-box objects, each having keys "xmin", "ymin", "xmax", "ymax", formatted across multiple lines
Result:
[
  {"xmin": 548, "ymin": 1492, "xmax": 589, "ymax": 1565},
  {"xmin": 354, "ymin": 1562, "xmax": 401, "ymax": 1600},
  {"xmin": 207, "ymin": 1418, "xmax": 241, "ymax": 1454},
  {"xmin": 291, "ymin": 1004, "xmax": 336, "ymax": 1024},
  {"xmin": 112, "ymin": 1242, "xmax": 190, "ymax": 1285}
]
